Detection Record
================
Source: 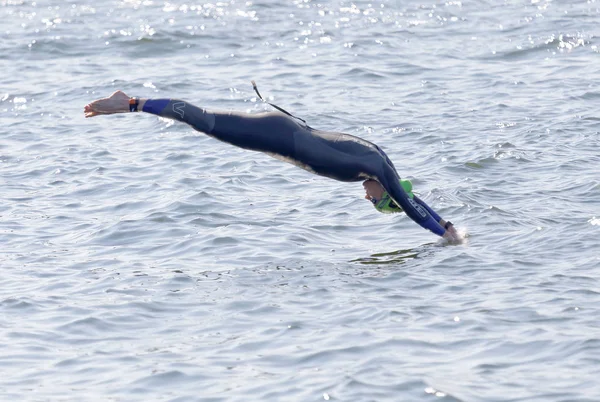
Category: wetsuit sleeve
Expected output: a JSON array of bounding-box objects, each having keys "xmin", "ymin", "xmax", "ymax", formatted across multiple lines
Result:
[
  {"xmin": 379, "ymin": 164, "xmax": 446, "ymax": 236},
  {"xmin": 413, "ymin": 195, "xmax": 442, "ymax": 222},
  {"xmin": 142, "ymin": 98, "xmax": 215, "ymax": 133}
]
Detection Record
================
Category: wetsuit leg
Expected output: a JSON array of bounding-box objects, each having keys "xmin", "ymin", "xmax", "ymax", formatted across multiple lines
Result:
[{"xmin": 142, "ymin": 99, "xmax": 295, "ymax": 157}]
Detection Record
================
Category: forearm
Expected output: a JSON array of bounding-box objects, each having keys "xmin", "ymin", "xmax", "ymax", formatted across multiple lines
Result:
[
  {"xmin": 381, "ymin": 169, "xmax": 445, "ymax": 236},
  {"xmin": 417, "ymin": 215, "xmax": 446, "ymax": 237},
  {"xmin": 413, "ymin": 195, "xmax": 454, "ymax": 232},
  {"xmin": 397, "ymin": 194, "xmax": 453, "ymax": 237},
  {"xmin": 413, "ymin": 195, "xmax": 441, "ymax": 222}
]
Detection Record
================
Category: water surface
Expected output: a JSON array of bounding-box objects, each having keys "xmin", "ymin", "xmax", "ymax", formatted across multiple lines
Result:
[{"xmin": 1, "ymin": 0, "xmax": 599, "ymax": 400}]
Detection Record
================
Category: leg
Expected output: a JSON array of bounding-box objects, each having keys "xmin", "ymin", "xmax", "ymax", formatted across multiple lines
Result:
[
  {"xmin": 142, "ymin": 98, "xmax": 297, "ymax": 157},
  {"xmin": 84, "ymin": 91, "xmax": 297, "ymax": 158}
]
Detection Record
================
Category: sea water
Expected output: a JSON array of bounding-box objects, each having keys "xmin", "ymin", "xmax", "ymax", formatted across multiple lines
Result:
[{"xmin": 1, "ymin": 1, "xmax": 599, "ymax": 400}]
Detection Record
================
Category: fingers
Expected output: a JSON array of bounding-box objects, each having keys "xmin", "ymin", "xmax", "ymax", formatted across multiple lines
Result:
[
  {"xmin": 447, "ymin": 229, "xmax": 463, "ymax": 243},
  {"xmin": 443, "ymin": 229, "xmax": 460, "ymax": 242},
  {"xmin": 448, "ymin": 227, "xmax": 460, "ymax": 239}
]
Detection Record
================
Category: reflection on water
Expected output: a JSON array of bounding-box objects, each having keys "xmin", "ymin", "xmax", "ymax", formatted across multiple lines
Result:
[{"xmin": 350, "ymin": 243, "xmax": 438, "ymax": 265}]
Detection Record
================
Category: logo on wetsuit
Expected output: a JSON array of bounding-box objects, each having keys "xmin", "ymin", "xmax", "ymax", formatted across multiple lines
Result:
[
  {"xmin": 173, "ymin": 102, "xmax": 186, "ymax": 118},
  {"xmin": 373, "ymin": 180, "xmax": 419, "ymax": 215},
  {"xmin": 408, "ymin": 197, "xmax": 428, "ymax": 218}
]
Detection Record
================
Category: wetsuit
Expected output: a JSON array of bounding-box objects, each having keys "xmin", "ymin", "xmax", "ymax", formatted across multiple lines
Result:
[{"xmin": 142, "ymin": 99, "xmax": 446, "ymax": 236}]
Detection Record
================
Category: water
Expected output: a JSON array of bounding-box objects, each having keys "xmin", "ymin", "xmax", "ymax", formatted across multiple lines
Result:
[{"xmin": 1, "ymin": 0, "xmax": 599, "ymax": 400}]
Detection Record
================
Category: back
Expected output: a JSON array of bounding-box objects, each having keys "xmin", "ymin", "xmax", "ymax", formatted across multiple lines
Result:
[{"xmin": 291, "ymin": 127, "xmax": 392, "ymax": 182}]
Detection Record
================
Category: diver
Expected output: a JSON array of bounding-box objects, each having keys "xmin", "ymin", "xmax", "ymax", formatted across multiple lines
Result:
[{"xmin": 84, "ymin": 87, "xmax": 460, "ymax": 241}]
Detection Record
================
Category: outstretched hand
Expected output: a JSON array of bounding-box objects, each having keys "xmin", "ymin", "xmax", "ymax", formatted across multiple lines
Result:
[
  {"xmin": 443, "ymin": 225, "xmax": 462, "ymax": 243},
  {"xmin": 84, "ymin": 90, "xmax": 130, "ymax": 118}
]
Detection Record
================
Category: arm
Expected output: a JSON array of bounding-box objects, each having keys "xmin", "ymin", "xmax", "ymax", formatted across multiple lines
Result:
[
  {"xmin": 378, "ymin": 164, "xmax": 449, "ymax": 238},
  {"xmin": 413, "ymin": 195, "xmax": 458, "ymax": 240}
]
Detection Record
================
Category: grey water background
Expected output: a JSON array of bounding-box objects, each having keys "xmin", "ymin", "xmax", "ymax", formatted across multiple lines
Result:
[{"xmin": 1, "ymin": 0, "xmax": 599, "ymax": 400}]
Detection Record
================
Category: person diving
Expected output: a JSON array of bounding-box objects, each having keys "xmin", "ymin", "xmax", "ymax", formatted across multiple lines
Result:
[{"xmin": 84, "ymin": 85, "xmax": 460, "ymax": 241}]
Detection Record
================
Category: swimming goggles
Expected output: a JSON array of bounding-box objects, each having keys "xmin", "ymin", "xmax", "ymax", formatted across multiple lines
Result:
[{"xmin": 372, "ymin": 179, "xmax": 414, "ymax": 214}]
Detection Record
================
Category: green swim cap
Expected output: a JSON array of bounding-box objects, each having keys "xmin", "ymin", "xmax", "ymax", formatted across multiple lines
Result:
[{"xmin": 373, "ymin": 179, "xmax": 414, "ymax": 214}]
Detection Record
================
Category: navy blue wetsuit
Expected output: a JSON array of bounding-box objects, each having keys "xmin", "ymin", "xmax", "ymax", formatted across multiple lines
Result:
[{"xmin": 142, "ymin": 99, "xmax": 446, "ymax": 236}]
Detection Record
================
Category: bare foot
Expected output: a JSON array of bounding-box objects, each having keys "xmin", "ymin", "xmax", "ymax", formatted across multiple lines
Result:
[{"xmin": 84, "ymin": 90, "xmax": 131, "ymax": 118}]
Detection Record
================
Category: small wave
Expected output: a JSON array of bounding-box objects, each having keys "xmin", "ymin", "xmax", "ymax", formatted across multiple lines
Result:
[{"xmin": 492, "ymin": 34, "xmax": 591, "ymax": 61}]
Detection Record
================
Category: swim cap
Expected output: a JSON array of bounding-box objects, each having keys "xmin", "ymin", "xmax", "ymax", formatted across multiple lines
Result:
[{"xmin": 373, "ymin": 179, "xmax": 414, "ymax": 214}]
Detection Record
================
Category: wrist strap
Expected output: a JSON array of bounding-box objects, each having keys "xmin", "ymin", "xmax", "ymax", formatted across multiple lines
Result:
[
  {"xmin": 444, "ymin": 221, "xmax": 453, "ymax": 230},
  {"xmin": 129, "ymin": 97, "xmax": 139, "ymax": 112}
]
